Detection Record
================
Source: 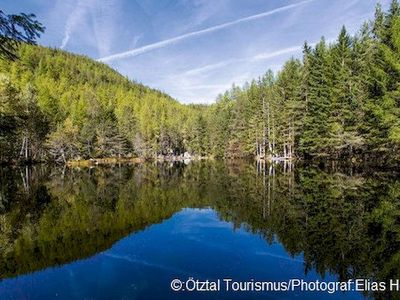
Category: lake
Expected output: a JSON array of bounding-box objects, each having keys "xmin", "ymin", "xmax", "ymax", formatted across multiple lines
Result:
[{"xmin": 0, "ymin": 161, "xmax": 399, "ymax": 299}]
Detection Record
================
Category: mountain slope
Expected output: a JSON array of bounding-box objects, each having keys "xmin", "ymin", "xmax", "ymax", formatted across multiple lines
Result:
[{"xmin": 0, "ymin": 45, "xmax": 201, "ymax": 162}]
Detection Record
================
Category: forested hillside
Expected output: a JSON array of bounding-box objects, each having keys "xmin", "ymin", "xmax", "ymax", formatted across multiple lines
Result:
[
  {"xmin": 0, "ymin": 45, "xmax": 205, "ymax": 162},
  {"xmin": 1, "ymin": 1, "xmax": 400, "ymax": 164},
  {"xmin": 204, "ymin": 1, "xmax": 400, "ymax": 163}
]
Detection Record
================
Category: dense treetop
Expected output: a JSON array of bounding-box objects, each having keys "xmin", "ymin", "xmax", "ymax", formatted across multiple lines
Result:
[
  {"xmin": 0, "ymin": 45, "xmax": 201, "ymax": 162},
  {"xmin": 1, "ymin": 1, "xmax": 400, "ymax": 165}
]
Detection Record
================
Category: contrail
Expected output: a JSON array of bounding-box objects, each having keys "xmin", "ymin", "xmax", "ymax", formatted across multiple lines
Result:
[
  {"xmin": 181, "ymin": 38, "xmax": 334, "ymax": 77},
  {"xmin": 251, "ymin": 45, "xmax": 303, "ymax": 61},
  {"xmin": 181, "ymin": 45, "xmax": 304, "ymax": 77},
  {"xmin": 97, "ymin": 0, "xmax": 314, "ymax": 62},
  {"xmin": 61, "ymin": 0, "xmax": 90, "ymax": 49}
]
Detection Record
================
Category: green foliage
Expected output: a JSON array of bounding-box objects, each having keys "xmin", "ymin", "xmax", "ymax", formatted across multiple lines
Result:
[
  {"xmin": 46, "ymin": 118, "xmax": 80, "ymax": 163},
  {"xmin": 205, "ymin": 2, "xmax": 400, "ymax": 163},
  {"xmin": 0, "ymin": 9, "xmax": 45, "ymax": 60},
  {"xmin": 1, "ymin": 2, "xmax": 400, "ymax": 164},
  {"xmin": 0, "ymin": 45, "xmax": 203, "ymax": 162}
]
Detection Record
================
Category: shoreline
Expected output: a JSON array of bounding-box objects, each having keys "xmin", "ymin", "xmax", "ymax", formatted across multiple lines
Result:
[
  {"xmin": 66, "ymin": 157, "xmax": 145, "ymax": 167},
  {"xmin": 66, "ymin": 155, "xmax": 212, "ymax": 167},
  {"xmin": 1, "ymin": 156, "xmax": 399, "ymax": 171}
]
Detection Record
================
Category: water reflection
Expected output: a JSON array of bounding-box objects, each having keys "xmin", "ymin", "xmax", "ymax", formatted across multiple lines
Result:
[{"xmin": 0, "ymin": 161, "xmax": 399, "ymax": 299}]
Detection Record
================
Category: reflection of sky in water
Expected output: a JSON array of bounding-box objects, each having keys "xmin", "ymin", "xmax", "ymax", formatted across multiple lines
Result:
[{"xmin": 0, "ymin": 208, "xmax": 362, "ymax": 300}]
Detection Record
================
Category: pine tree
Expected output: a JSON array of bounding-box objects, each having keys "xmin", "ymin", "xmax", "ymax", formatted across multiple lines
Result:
[
  {"xmin": 300, "ymin": 38, "xmax": 333, "ymax": 157},
  {"xmin": 0, "ymin": 9, "xmax": 45, "ymax": 60},
  {"xmin": 276, "ymin": 59, "xmax": 303, "ymax": 158}
]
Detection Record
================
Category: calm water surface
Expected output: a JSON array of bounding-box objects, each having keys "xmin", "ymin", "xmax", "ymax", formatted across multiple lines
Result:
[{"xmin": 0, "ymin": 161, "xmax": 399, "ymax": 299}]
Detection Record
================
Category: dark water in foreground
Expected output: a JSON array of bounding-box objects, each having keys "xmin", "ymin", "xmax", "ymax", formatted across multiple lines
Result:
[{"xmin": 0, "ymin": 161, "xmax": 399, "ymax": 299}]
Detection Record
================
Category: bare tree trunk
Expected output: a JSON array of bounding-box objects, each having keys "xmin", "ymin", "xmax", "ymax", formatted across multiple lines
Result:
[
  {"xmin": 61, "ymin": 150, "xmax": 66, "ymax": 164},
  {"xmin": 24, "ymin": 135, "xmax": 29, "ymax": 161},
  {"xmin": 262, "ymin": 95, "xmax": 266, "ymax": 157},
  {"xmin": 267, "ymin": 102, "xmax": 272, "ymax": 153},
  {"xmin": 272, "ymin": 115, "xmax": 275, "ymax": 156}
]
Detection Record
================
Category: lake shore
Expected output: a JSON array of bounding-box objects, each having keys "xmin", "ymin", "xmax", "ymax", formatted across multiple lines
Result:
[
  {"xmin": 66, "ymin": 155, "xmax": 212, "ymax": 167},
  {"xmin": 66, "ymin": 157, "xmax": 145, "ymax": 167}
]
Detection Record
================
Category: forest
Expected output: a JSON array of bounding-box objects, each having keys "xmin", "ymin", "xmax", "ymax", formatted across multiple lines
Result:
[{"xmin": 1, "ymin": 1, "xmax": 400, "ymax": 164}]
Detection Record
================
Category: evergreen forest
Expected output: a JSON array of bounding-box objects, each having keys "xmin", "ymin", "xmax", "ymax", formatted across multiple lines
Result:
[{"xmin": 1, "ymin": 2, "xmax": 400, "ymax": 165}]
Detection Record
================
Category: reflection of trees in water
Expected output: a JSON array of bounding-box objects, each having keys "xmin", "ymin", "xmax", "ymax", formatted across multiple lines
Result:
[{"xmin": 0, "ymin": 161, "xmax": 399, "ymax": 298}]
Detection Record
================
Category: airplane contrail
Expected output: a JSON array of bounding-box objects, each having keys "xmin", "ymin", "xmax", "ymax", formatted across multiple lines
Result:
[
  {"xmin": 181, "ymin": 45, "xmax": 304, "ymax": 77},
  {"xmin": 61, "ymin": 0, "xmax": 90, "ymax": 49},
  {"xmin": 180, "ymin": 37, "xmax": 336, "ymax": 77},
  {"xmin": 97, "ymin": 0, "xmax": 314, "ymax": 62}
]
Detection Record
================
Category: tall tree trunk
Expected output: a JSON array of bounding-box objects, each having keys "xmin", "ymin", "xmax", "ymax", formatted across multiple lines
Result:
[
  {"xmin": 25, "ymin": 136, "xmax": 29, "ymax": 161},
  {"xmin": 267, "ymin": 102, "xmax": 272, "ymax": 153},
  {"xmin": 272, "ymin": 115, "xmax": 276, "ymax": 156},
  {"xmin": 20, "ymin": 137, "xmax": 26, "ymax": 157}
]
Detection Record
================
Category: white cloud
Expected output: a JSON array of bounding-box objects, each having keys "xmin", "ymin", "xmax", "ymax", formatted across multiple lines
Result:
[
  {"xmin": 97, "ymin": 0, "xmax": 314, "ymax": 62},
  {"xmin": 90, "ymin": 0, "xmax": 118, "ymax": 57},
  {"xmin": 60, "ymin": 0, "xmax": 91, "ymax": 49}
]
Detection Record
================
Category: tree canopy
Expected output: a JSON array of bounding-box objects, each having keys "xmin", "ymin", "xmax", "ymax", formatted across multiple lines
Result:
[
  {"xmin": 1, "ymin": 2, "xmax": 400, "ymax": 166},
  {"xmin": 0, "ymin": 9, "xmax": 45, "ymax": 60}
]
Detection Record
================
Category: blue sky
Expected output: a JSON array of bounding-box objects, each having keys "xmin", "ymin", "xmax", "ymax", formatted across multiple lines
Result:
[{"xmin": 3, "ymin": 0, "xmax": 390, "ymax": 103}]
